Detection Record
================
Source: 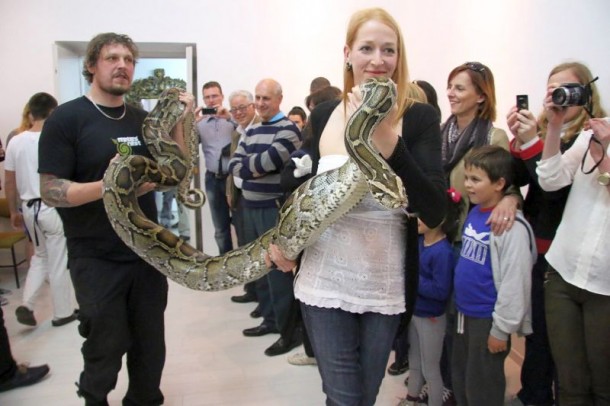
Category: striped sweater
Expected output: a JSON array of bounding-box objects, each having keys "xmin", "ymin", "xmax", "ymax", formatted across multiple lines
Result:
[{"xmin": 228, "ymin": 115, "xmax": 301, "ymax": 208}]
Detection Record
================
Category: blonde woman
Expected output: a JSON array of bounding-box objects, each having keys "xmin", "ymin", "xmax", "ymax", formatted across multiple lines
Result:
[{"xmin": 269, "ymin": 8, "xmax": 446, "ymax": 405}]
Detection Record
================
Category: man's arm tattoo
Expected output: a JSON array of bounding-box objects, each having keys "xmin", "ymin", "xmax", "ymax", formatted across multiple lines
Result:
[{"xmin": 40, "ymin": 173, "xmax": 73, "ymax": 207}]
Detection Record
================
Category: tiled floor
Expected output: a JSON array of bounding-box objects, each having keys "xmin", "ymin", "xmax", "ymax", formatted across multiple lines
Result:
[{"xmin": 0, "ymin": 264, "xmax": 522, "ymax": 405}]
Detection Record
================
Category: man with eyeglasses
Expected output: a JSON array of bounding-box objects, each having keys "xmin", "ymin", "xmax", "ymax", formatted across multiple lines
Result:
[
  {"xmin": 196, "ymin": 81, "xmax": 236, "ymax": 254},
  {"xmin": 226, "ymin": 90, "xmax": 260, "ymax": 306}
]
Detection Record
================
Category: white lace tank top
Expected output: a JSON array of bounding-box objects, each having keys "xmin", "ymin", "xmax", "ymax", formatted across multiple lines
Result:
[{"xmin": 294, "ymin": 155, "xmax": 407, "ymax": 315}]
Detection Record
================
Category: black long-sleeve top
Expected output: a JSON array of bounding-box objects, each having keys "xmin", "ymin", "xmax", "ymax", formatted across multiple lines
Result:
[
  {"xmin": 281, "ymin": 99, "xmax": 447, "ymax": 323},
  {"xmin": 510, "ymin": 137, "xmax": 572, "ymax": 254}
]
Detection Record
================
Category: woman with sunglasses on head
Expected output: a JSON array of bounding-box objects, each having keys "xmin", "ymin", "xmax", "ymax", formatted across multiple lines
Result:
[
  {"xmin": 268, "ymin": 7, "xmax": 446, "ymax": 405},
  {"xmin": 438, "ymin": 62, "xmax": 512, "ymax": 404},
  {"xmin": 443, "ymin": 62, "xmax": 513, "ymax": 231},
  {"xmin": 508, "ymin": 62, "xmax": 607, "ymax": 406}
]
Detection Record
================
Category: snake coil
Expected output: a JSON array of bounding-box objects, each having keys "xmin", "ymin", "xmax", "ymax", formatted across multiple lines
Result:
[{"xmin": 103, "ymin": 77, "xmax": 406, "ymax": 291}]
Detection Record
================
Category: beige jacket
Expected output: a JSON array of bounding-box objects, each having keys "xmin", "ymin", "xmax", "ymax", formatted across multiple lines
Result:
[{"xmin": 449, "ymin": 127, "xmax": 509, "ymax": 240}]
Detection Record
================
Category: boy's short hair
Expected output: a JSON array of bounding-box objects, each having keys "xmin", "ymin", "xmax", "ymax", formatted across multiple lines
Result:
[
  {"xmin": 464, "ymin": 145, "xmax": 513, "ymax": 191},
  {"xmin": 28, "ymin": 92, "xmax": 58, "ymax": 120}
]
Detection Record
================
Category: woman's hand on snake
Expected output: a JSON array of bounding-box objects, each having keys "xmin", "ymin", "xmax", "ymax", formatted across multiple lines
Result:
[
  {"xmin": 348, "ymin": 83, "xmax": 399, "ymax": 158},
  {"xmin": 487, "ymin": 194, "xmax": 518, "ymax": 236},
  {"xmin": 266, "ymin": 244, "xmax": 297, "ymax": 273}
]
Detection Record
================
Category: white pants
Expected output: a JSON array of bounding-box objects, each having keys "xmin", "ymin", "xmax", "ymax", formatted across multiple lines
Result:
[{"xmin": 21, "ymin": 200, "xmax": 75, "ymax": 319}]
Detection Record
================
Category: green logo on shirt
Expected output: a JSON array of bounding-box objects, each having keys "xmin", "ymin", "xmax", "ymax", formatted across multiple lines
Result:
[{"xmin": 112, "ymin": 139, "xmax": 132, "ymax": 156}]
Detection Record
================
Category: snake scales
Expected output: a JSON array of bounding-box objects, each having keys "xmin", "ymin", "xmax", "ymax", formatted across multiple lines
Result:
[{"xmin": 103, "ymin": 77, "xmax": 407, "ymax": 291}]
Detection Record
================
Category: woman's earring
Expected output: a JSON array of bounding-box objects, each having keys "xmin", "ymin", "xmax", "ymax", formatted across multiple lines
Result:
[{"xmin": 346, "ymin": 61, "xmax": 353, "ymax": 71}]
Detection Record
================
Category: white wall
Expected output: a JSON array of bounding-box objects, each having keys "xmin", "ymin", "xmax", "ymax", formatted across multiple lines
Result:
[
  {"xmin": 1, "ymin": 0, "xmax": 609, "ymax": 251},
  {"xmin": 1, "ymin": 0, "xmax": 609, "ymax": 133}
]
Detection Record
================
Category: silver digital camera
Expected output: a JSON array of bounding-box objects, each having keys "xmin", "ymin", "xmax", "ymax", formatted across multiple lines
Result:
[{"xmin": 552, "ymin": 83, "xmax": 588, "ymax": 106}]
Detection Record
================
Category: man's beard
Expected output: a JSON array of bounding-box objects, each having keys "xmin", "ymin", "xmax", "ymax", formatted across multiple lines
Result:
[
  {"xmin": 103, "ymin": 83, "xmax": 130, "ymax": 96},
  {"xmin": 98, "ymin": 76, "xmax": 131, "ymax": 96}
]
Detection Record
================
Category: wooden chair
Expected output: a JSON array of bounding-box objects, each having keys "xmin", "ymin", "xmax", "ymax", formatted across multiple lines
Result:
[{"xmin": 0, "ymin": 198, "xmax": 28, "ymax": 288}]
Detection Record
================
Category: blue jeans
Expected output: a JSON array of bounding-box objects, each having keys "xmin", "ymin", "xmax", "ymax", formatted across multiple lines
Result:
[
  {"xmin": 301, "ymin": 304, "xmax": 401, "ymax": 406},
  {"xmin": 231, "ymin": 197, "xmax": 257, "ymax": 298},
  {"xmin": 204, "ymin": 171, "xmax": 232, "ymax": 254},
  {"xmin": 242, "ymin": 207, "xmax": 280, "ymax": 330}
]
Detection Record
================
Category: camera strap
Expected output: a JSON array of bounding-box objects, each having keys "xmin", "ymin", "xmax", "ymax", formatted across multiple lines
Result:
[
  {"xmin": 581, "ymin": 134, "xmax": 604, "ymax": 174},
  {"xmin": 583, "ymin": 76, "xmax": 599, "ymax": 118}
]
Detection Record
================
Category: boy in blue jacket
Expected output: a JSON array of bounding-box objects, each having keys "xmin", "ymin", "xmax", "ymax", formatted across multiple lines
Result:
[{"xmin": 452, "ymin": 145, "xmax": 536, "ymax": 406}]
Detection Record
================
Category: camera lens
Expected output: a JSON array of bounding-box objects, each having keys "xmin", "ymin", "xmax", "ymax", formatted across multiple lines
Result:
[
  {"xmin": 552, "ymin": 87, "xmax": 569, "ymax": 106},
  {"xmin": 552, "ymin": 84, "xmax": 586, "ymax": 107}
]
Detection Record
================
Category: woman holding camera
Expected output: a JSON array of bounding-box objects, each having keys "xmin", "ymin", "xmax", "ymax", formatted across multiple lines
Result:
[
  {"xmin": 506, "ymin": 62, "xmax": 606, "ymax": 406},
  {"xmin": 535, "ymin": 69, "xmax": 610, "ymax": 406}
]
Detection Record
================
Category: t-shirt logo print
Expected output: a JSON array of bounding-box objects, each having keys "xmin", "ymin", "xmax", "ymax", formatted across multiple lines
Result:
[
  {"xmin": 112, "ymin": 137, "xmax": 142, "ymax": 156},
  {"xmin": 461, "ymin": 223, "xmax": 490, "ymax": 265}
]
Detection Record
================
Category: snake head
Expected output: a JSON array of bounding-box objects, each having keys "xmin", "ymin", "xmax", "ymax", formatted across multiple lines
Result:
[{"xmin": 359, "ymin": 77, "xmax": 397, "ymax": 118}]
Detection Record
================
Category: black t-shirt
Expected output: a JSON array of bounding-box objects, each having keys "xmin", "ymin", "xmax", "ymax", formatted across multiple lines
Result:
[{"xmin": 39, "ymin": 96, "xmax": 157, "ymax": 261}]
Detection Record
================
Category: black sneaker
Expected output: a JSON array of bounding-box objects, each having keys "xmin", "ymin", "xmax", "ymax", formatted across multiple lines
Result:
[
  {"xmin": 0, "ymin": 364, "xmax": 50, "ymax": 392},
  {"xmin": 52, "ymin": 310, "xmax": 79, "ymax": 327},
  {"xmin": 387, "ymin": 359, "xmax": 409, "ymax": 375},
  {"xmin": 15, "ymin": 306, "xmax": 36, "ymax": 326},
  {"xmin": 231, "ymin": 293, "xmax": 257, "ymax": 303}
]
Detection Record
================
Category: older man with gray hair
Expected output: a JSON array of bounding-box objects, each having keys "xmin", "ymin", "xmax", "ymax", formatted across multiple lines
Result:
[
  {"xmin": 227, "ymin": 89, "xmax": 260, "ymax": 306},
  {"xmin": 228, "ymin": 79, "xmax": 302, "ymax": 356}
]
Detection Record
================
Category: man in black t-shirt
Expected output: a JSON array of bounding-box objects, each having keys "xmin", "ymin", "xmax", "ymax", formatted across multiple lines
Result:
[{"xmin": 39, "ymin": 32, "xmax": 192, "ymax": 405}]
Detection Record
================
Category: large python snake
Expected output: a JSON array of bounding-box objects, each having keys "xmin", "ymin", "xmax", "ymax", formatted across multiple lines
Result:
[{"xmin": 103, "ymin": 77, "xmax": 407, "ymax": 291}]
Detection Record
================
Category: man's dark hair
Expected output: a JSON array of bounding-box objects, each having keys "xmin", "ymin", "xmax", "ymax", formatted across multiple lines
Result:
[
  {"xmin": 414, "ymin": 80, "xmax": 441, "ymax": 119},
  {"xmin": 28, "ymin": 92, "xmax": 58, "ymax": 120},
  {"xmin": 464, "ymin": 145, "xmax": 513, "ymax": 191},
  {"xmin": 203, "ymin": 81, "xmax": 223, "ymax": 94},
  {"xmin": 305, "ymin": 86, "xmax": 342, "ymax": 111},
  {"xmin": 82, "ymin": 33, "xmax": 138, "ymax": 84},
  {"xmin": 309, "ymin": 77, "xmax": 331, "ymax": 94}
]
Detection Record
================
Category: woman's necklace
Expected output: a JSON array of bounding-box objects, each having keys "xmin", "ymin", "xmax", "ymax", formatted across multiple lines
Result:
[{"xmin": 86, "ymin": 94, "xmax": 126, "ymax": 121}]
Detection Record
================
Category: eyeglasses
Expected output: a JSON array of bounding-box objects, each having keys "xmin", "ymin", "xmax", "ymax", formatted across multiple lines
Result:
[
  {"xmin": 465, "ymin": 62, "xmax": 486, "ymax": 73},
  {"xmin": 229, "ymin": 104, "xmax": 252, "ymax": 114}
]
